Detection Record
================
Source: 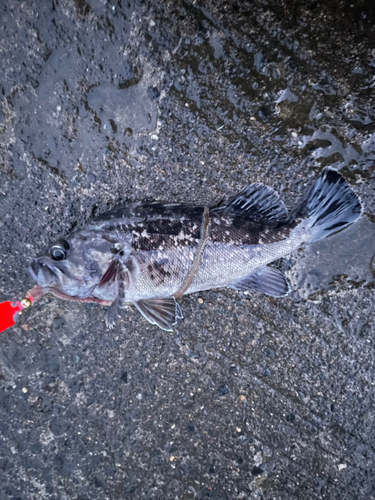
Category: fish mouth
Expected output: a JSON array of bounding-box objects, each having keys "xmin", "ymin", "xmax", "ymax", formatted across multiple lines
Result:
[
  {"xmin": 28, "ymin": 260, "xmax": 43, "ymax": 282},
  {"xmin": 28, "ymin": 259, "xmax": 111, "ymax": 305},
  {"xmin": 29, "ymin": 259, "xmax": 61, "ymax": 288}
]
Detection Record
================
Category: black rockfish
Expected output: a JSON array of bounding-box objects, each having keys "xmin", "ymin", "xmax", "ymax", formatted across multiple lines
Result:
[{"xmin": 29, "ymin": 168, "xmax": 362, "ymax": 330}]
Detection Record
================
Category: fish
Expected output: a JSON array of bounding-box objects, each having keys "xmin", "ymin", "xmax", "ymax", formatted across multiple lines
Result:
[{"xmin": 29, "ymin": 167, "xmax": 362, "ymax": 331}]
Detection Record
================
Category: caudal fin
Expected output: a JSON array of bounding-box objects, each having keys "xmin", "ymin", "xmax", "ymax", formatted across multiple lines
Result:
[{"xmin": 293, "ymin": 167, "xmax": 363, "ymax": 244}]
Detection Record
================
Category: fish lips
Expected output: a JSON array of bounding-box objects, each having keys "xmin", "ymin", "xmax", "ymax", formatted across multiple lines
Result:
[
  {"xmin": 28, "ymin": 258, "xmax": 63, "ymax": 289},
  {"xmin": 28, "ymin": 258, "xmax": 110, "ymax": 305}
]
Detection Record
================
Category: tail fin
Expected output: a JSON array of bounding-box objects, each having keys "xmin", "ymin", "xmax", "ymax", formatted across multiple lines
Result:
[{"xmin": 293, "ymin": 167, "xmax": 363, "ymax": 244}]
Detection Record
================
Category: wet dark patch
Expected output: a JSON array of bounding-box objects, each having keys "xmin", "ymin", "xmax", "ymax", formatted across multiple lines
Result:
[{"xmin": 1, "ymin": 1, "xmax": 374, "ymax": 499}]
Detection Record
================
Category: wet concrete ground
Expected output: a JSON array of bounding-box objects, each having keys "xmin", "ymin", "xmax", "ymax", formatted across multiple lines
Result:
[{"xmin": 0, "ymin": 0, "xmax": 374, "ymax": 498}]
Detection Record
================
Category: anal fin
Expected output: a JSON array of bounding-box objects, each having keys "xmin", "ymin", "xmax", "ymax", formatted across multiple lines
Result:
[
  {"xmin": 134, "ymin": 297, "xmax": 183, "ymax": 331},
  {"xmin": 229, "ymin": 267, "xmax": 291, "ymax": 297}
]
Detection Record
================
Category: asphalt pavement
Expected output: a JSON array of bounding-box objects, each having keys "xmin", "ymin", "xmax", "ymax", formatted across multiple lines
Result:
[{"xmin": 0, "ymin": 0, "xmax": 374, "ymax": 498}]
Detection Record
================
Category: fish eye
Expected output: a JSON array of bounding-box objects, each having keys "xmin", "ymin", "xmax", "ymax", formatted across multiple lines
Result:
[{"xmin": 50, "ymin": 240, "xmax": 70, "ymax": 261}]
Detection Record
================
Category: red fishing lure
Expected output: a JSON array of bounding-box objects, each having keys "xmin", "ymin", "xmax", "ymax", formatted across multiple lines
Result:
[{"xmin": 0, "ymin": 287, "xmax": 42, "ymax": 334}]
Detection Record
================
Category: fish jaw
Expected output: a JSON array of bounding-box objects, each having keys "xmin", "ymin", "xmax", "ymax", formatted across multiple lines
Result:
[
  {"xmin": 47, "ymin": 287, "xmax": 112, "ymax": 306},
  {"xmin": 29, "ymin": 254, "xmax": 93, "ymax": 300},
  {"xmin": 28, "ymin": 263, "xmax": 111, "ymax": 305},
  {"xmin": 28, "ymin": 259, "xmax": 60, "ymax": 291}
]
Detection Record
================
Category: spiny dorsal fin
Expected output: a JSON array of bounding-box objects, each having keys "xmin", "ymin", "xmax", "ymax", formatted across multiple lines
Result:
[
  {"xmin": 134, "ymin": 297, "xmax": 183, "ymax": 331},
  {"xmin": 229, "ymin": 267, "xmax": 291, "ymax": 297},
  {"xmin": 212, "ymin": 184, "xmax": 288, "ymax": 225}
]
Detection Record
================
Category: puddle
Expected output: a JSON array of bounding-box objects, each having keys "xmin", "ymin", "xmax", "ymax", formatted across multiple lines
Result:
[
  {"xmin": 289, "ymin": 215, "xmax": 375, "ymax": 300},
  {"xmin": 87, "ymin": 83, "xmax": 158, "ymax": 134},
  {"xmin": 294, "ymin": 128, "xmax": 375, "ymax": 170}
]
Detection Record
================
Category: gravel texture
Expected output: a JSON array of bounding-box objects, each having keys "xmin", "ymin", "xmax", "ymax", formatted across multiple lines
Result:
[{"xmin": 0, "ymin": 0, "xmax": 374, "ymax": 499}]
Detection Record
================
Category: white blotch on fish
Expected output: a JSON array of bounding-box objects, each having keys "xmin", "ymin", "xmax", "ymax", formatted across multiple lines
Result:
[{"xmin": 29, "ymin": 169, "xmax": 363, "ymax": 331}]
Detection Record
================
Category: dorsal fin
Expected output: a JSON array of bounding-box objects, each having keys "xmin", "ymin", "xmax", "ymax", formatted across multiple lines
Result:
[{"xmin": 211, "ymin": 184, "xmax": 288, "ymax": 225}]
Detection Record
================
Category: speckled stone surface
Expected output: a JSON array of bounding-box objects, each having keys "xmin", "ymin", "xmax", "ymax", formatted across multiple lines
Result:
[{"xmin": 0, "ymin": 0, "xmax": 374, "ymax": 499}]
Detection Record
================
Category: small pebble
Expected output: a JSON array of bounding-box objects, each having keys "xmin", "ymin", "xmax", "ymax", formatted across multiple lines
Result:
[
  {"xmin": 21, "ymin": 324, "xmax": 29, "ymax": 331},
  {"xmin": 236, "ymin": 427, "xmax": 241, "ymax": 433},
  {"xmin": 338, "ymin": 464, "xmax": 347, "ymax": 471},
  {"xmin": 22, "ymin": 387, "xmax": 28, "ymax": 393},
  {"xmin": 169, "ymin": 456, "xmax": 175, "ymax": 462},
  {"xmin": 198, "ymin": 297, "xmax": 204, "ymax": 304},
  {"xmin": 151, "ymin": 134, "xmax": 159, "ymax": 140},
  {"xmin": 239, "ymin": 395, "xmax": 246, "ymax": 401}
]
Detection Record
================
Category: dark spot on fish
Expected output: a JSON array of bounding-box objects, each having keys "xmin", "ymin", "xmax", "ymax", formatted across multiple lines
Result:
[
  {"xmin": 145, "ymin": 219, "xmax": 185, "ymax": 236},
  {"xmin": 210, "ymin": 217, "xmax": 292, "ymax": 245},
  {"xmin": 126, "ymin": 257, "xmax": 136, "ymax": 273},
  {"xmin": 102, "ymin": 235, "xmax": 119, "ymax": 245},
  {"xmin": 153, "ymin": 261, "xmax": 171, "ymax": 278},
  {"xmin": 146, "ymin": 261, "xmax": 171, "ymax": 285},
  {"xmin": 133, "ymin": 236, "xmax": 157, "ymax": 251}
]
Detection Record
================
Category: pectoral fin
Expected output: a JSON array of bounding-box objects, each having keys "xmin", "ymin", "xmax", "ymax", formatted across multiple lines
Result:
[
  {"xmin": 102, "ymin": 259, "xmax": 131, "ymax": 329},
  {"xmin": 229, "ymin": 267, "xmax": 291, "ymax": 297},
  {"xmin": 134, "ymin": 297, "xmax": 183, "ymax": 331},
  {"xmin": 106, "ymin": 298, "xmax": 121, "ymax": 329}
]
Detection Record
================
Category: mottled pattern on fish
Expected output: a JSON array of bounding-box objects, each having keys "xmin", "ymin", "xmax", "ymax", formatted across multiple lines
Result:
[
  {"xmin": 92, "ymin": 205, "xmax": 205, "ymax": 301},
  {"xmin": 29, "ymin": 168, "xmax": 363, "ymax": 331}
]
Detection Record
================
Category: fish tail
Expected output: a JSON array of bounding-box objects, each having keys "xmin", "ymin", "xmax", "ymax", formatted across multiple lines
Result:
[{"xmin": 293, "ymin": 167, "xmax": 363, "ymax": 244}]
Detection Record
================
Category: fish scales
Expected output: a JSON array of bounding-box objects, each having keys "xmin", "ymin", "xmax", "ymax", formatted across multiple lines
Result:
[
  {"xmin": 187, "ymin": 228, "xmax": 302, "ymax": 294},
  {"xmin": 95, "ymin": 207, "xmax": 204, "ymax": 301},
  {"xmin": 29, "ymin": 168, "xmax": 363, "ymax": 330}
]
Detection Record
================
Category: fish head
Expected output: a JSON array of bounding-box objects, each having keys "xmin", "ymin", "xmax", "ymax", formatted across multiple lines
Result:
[{"xmin": 28, "ymin": 230, "xmax": 115, "ymax": 301}]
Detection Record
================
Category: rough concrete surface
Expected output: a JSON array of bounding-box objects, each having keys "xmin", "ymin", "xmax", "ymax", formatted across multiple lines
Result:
[{"xmin": 0, "ymin": 0, "xmax": 374, "ymax": 498}]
